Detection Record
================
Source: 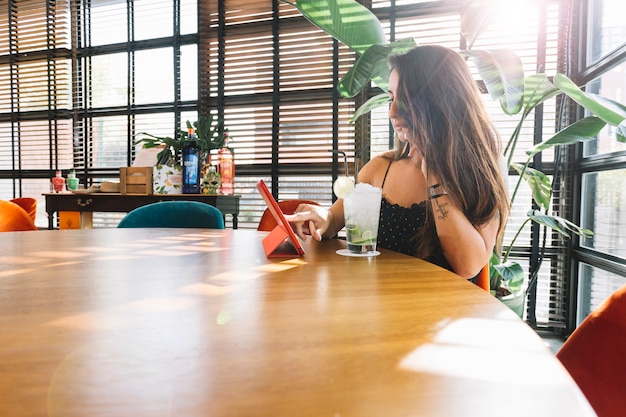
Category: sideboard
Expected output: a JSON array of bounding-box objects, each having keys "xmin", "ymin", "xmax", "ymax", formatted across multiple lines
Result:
[{"xmin": 44, "ymin": 193, "xmax": 241, "ymax": 229}]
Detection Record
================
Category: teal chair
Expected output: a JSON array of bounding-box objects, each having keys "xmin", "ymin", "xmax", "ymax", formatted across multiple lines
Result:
[{"xmin": 117, "ymin": 201, "xmax": 225, "ymax": 229}]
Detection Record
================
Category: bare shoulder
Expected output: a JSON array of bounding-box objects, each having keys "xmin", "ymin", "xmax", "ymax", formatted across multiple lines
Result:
[{"xmin": 358, "ymin": 152, "xmax": 394, "ymax": 186}]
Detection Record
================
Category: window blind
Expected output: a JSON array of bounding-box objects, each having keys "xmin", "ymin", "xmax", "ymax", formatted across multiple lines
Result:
[
  {"xmin": 199, "ymin": 0, "xmax": 349, "ymax": 226},
  {"xmin": 0, "ymin": 0, "xmax": 72, "ymax": 222}
]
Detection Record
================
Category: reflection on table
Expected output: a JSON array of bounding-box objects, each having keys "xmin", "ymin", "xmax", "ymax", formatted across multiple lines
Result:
[{"xmin": 0, "ymin": 228, "xmax": 594, "ymax": 417}]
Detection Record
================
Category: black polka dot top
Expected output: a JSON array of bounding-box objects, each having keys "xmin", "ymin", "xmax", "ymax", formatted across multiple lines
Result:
[{"xmin": 377, "ymin": 198, "xmax": 425, "ymax": 257}]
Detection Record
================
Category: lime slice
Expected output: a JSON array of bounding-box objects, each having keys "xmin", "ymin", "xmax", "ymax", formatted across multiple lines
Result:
[
  {"xmin": 348, "ymin": 230, "xmax": 376, "ymax": 245},
  {"xmin": 333, "ymin": 176, "xmax": 355, "ymax": 199}
]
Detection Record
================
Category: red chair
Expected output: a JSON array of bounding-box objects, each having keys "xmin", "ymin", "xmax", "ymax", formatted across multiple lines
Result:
[
  {"xmin": 0, "ymin": 199, "xmax": 38, "ymax": 231},
  {"xmin": 257, "ymin": 199, "xmax": 320, "ymax": 232},
  {"xmin": 10, "ymin": 197, "xmax": 37, "ymax": 222},
  {"xmin": 556, "ymin": 284, "xmax": 626, "ymax": 417},
  {"xmin": 475, "ymin": 263, "xmax": 490, "ymax": 292}
]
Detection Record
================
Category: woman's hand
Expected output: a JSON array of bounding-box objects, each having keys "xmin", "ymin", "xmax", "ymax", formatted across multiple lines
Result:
[{"xmin": 284, "ymin": 204, "xmax": 332, "ymax": 241}]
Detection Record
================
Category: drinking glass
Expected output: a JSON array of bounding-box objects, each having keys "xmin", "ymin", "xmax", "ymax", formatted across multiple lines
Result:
[{"xmin": 343, "ymin": 183, "xmax": 382, "ymax": 254}]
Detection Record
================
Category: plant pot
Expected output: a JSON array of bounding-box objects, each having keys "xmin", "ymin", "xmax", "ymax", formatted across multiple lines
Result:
[
  {"xmin": 500, "ymin": 291, "xmax": 526, "ymax": 318},
  {"xmin": 153, "ymin": 164, "xmax": 183, "ymax": 195}
]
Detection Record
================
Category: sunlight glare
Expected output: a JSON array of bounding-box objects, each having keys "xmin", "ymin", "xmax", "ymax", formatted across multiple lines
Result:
[
  {"xmin": 92, "ymin": 255, "xmax": 143, "ymax": 260},
  {"xmin": 113, "ymin": 242, "xmax": 161, "ymax": 249},
  {"xmin": 136, "ymin": 249, "xmax": 204, "ymax": 257},
  {"xmin": 180, "ymin": 282, "xmax": 236, "ymax": 297},
  {"xmin": 257, "ymin": 258, "xmax": 306, "ymax": 273},
  {"xmin": 49, "ymin": 311, "xmax": 127, "ymax": 331},
  {"xmin": 432, "ymin": 318, "xmax": 545, "ymax": 351},
  {"xmin": 30, "ymin": 250, "xmax": 109, "ymax": 258},
  {"xmin": 170, "ymin": 245, "xmax": 225, "ymax": 253},
  {"xmin": 398, "ymin": 318, "xmax": 565, "ymax": 387},
  {"xmin": 1, "ymin": 255, "xmax": 48, "ymax": 265},
  {"xmin": 116, "ymin": 297, "xmax": 198, "ymax": 313},
  {"xmin": 398, "ymin": 342, "xmax": 563, "ymax": 386},
  {"xmin": 491, "ymin": 0, "xmax": 538, "ymax": 33},
  {"xmin": 0, "ymin": 268, "xmax": 37, "ymax": 278},
  {"xmin": 216, "ymin": 309, "xmax": 232, "ymax": 325}
]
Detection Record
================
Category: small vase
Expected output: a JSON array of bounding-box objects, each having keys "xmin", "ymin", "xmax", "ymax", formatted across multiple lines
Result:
[{"xmin": 153, "ymin": 163, "xmax": 183, "ymax": 194}]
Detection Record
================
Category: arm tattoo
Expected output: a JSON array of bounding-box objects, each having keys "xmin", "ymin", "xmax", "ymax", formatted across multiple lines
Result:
[{"xmin": 434, "ymin": 199, "xmax": 449, "ymax": 220}]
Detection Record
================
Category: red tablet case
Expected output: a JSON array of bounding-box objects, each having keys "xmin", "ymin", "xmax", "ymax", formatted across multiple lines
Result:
[{"xmin": 256, "ymin": 179, "xmax": 305, "ymax": 258}]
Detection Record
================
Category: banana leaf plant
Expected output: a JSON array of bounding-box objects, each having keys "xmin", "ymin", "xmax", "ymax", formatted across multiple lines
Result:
[
  {"xmin": 134, "ymin": 131, "xmax": 187, "ymax": 166},
  {"xmin": 466, "ymin": 50, "xmax": 626, "ymax": 297},
  {"xmin": 184, "ymin": 115, "xmax": 227, "ymax": 161},
  {"xmin": 281, "ymin": 0, "xmax": 626, "ymax": 303},
  {"xmin": 279, "ymin": 0, "xmax": 415, "ymax": 120}
]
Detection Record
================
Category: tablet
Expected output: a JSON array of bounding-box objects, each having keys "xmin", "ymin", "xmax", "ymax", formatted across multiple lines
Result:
[{"xmin": 256, "ymin": 179, "xmax": 305, "ymax": 257}]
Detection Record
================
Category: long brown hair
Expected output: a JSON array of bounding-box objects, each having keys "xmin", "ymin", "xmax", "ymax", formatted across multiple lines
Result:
[{"xmin": 388, "ymin": 45, "xmax": 509, "ymax": 260}]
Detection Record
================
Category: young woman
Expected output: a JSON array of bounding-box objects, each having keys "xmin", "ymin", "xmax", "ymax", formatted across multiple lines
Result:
[{"xmin": 286, "ymin": 45, "xmax": 509, "ymax": 280}]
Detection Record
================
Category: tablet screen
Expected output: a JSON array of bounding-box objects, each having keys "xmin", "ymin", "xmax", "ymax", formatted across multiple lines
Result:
[{"xmin": 256, "ymin": 179, "xmax": 305, "ymax": 256}]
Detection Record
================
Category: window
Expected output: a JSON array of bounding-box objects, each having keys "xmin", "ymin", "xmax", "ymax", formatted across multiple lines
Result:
[
  {"xmin": 0, "ymin": 0, "xmax": 72, "ymax": 225},
  {"xmin": 586, "ymin": 0, "xmax": 626, "ymax": 65},
  {"xmin": 573, "ymin": 0, "xmax": 626, "ymax": 328}
]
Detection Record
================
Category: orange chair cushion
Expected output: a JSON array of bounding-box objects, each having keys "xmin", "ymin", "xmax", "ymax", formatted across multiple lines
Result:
[
  {"xmin": 10, "ymin": 197, "xmax": 37, "ymax": 222},
  {"xmin": 257, "ymin": 200, "xmax": 320, "ymax": 232},
  {"xmin": 476, "ymin": 264, "xmax": 490, "ymax": 292},
  {"xmin": 0, "ymin": 200, "xmax": 38, "ymax": 231},
  {"xmin": 556, "ymin": 284, "xmax": 626, "ymax": 417}
]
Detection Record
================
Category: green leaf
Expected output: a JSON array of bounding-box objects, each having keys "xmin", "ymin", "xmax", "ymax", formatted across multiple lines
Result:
[
  {"xmin": 511, "ymin": 163, "xmax": 552, "ymax": 210},
  {"xmin": 286, "ymin": 0, "xmax": 387, "ymax": 54},
  {"xmin": 527, "ymin": 116, "xmax": 606, "ymax": 157},
  {"xmin": 350, "ymin": 93, "xmax": 390, "ymax": 123},
  {"xmin": 460, "ymin": 0, "xmax": 496, "ymax": 50},
  {"xmin": 338, "ymin": 38, "xmax": 416, "ymax": 97},
  {"xmin": 587, "ymin": 93, "xmax": 626, "ymax": 142},
  {"xmin": 618, "ymin": 120, "xmax": 626, "ymax": 143},
  {"xmin": 527, "ymin": 210, "xmax": 594, "ymax": 239},
  {"xmin": 338, "ymin": 44, "xmax": 391, "ymax": 98},
  {"xmin": 521, "ymin": 74, "xmax": 560, "ymax": 112},
  {"xmin": 461, "ymin": 49, "xmax": 524, "ymax": 115},
  {"xmin": 587, "ymin": 93, "xmax": 626, "ymax": 115},
  {"xmin": 493, "ymin": 261, "xmax": 525, "ymax": 293},
  {"xmin": 489, "ymin": 251, "xmax": 502, "ymax": 291},
  {"xmin": 194, "ymin": 115, "xmax": 225, "ymax": 152},
  {"xmin": 554, "ymin": 74, "xmax": 626, "ymax": 127},
  {"xmin": 135, "ymin": 132, "xmax": 181, "ymax": 165}
]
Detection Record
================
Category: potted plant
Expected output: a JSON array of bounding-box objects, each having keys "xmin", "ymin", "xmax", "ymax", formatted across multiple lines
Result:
[
  {"xmin": 457, "ymin": 13, "xmax": 626, "ymax": 316},
  {"xmin": 281, "ymin": 0, "xmax": 626, "ymax": 314},
  {"xmin": 136, "ymin": 114, "xmax": 227, "ymax": 194},
  {"xmin": 135, "ymin": 129, "xmax": 186, "ymax": 194},
  {"xmin": 180, "ymin": 114, "xmax": 228, "ymax": 165}
]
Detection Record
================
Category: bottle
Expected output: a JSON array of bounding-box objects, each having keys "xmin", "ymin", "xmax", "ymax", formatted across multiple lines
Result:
[
  {"xmin": 51, "ymin": 170, "xmax": 66, "ymax": 193},
  {"xmin": 217, "ymin": 132, "xmax": 234, "ymax": 194},
  {"xmin": 203, "ymin": 164, "xmax": 222, "ymax": 194},
  {"xmin": 66, "ymin": 169, "xmax": 79, "ymax": 191},
  {"xmin": 182, "ymin": 127, "xmax": 200, "ymax": 194}
]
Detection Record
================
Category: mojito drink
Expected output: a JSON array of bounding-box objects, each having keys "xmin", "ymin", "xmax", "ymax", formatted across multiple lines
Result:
[{"xmin": 343, "ymin": 183, "xmax": 382, "ymax": 254}]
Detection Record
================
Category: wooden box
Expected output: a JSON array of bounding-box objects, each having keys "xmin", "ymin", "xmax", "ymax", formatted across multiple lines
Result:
[{"xmin": 120, "ymin": 167, "xmax": 153, "ymax": 194}]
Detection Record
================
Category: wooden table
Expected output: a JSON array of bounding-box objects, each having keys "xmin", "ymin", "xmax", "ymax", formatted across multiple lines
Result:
[
  {"xmin": 0, "ymin": 229, "xmax": 594, "ymax": 417},
  {"xmin": 43, "ymin": 192, "xmax": 241, "ymax": 229}
]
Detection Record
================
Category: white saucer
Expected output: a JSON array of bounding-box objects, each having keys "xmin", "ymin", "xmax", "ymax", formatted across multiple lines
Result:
[{"xmin": 336, "ymin": 249, "xmax": 380, "ymax": 257}]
